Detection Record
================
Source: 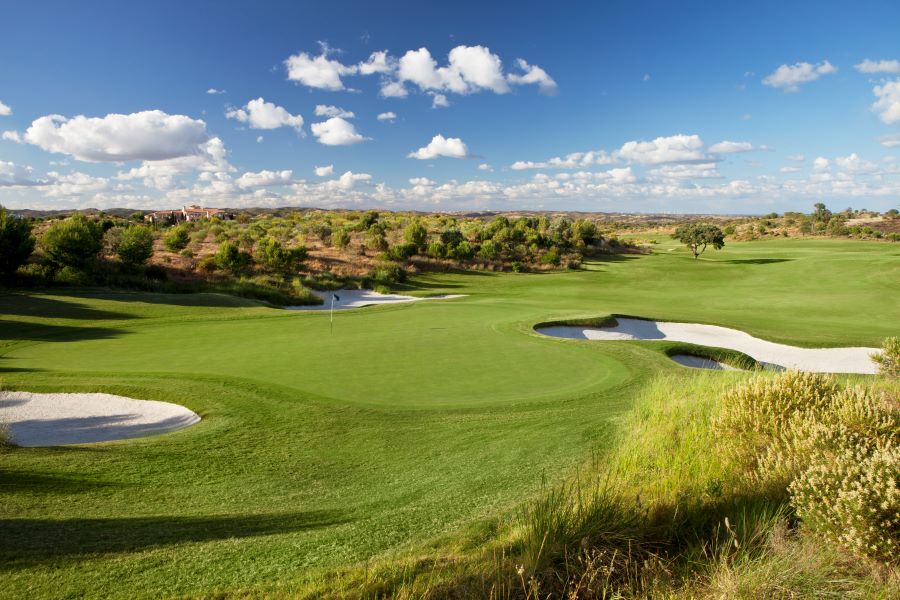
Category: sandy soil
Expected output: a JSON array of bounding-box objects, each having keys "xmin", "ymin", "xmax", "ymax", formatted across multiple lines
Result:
[
  {"xmin": 0, "ymin": 392, "xmax": 200, "ymax": 447},
  {"xmin": 285, "ymin": 289, "xmax": 466, "ymax": 310},
  {"xmin": 536, "ymin": 318, "xmax": 879, "ymax": 374}
]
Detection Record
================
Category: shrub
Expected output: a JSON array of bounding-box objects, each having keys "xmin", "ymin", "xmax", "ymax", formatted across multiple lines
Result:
[
  {"xmin": 477, "ymin": 239, "xmax": 498, "ymax": 260},
  {"xmin": 164, "ymin": 225, "xmax": 190, "ymax": 252},
  {"xmin": 540, "ymin": 248, "xmax": 561, "ymax": 266},
  {"xmin": 426, "ymin": 241, "xmax": 446, "ymax": 259},
  {"xmin": 366, "ymin": 231, "xmax": 388, "ymax": 252},
  {"xmin": 214, "ymin": 241, "xmax": 251, "ymax": 275},
  {"xmin": 41, "ymin": 214, "xmax": 103, "ymax": 272},
  {"xmin": 0, "ymin": 206, "xmax": 36, "ymax": 279},
  {"xmin": 404, "ymin": 219, "xmax": 428, "ymax": 248},
  {"xmin": 115, "ymin": 225, "xmax": 154, "ymax": 268},
  {"xmin": 872, "ymin": 337, "xmax": 899, "ymax": 377},
  {"xmin": 332, "ymin": 228, "xmax": 351, "ymax": 249},
  {"xmin": 387, "ymin": 243, "xmax": 417, "ymax": 261},
  {"xmin": 715, "ymin": 372, "xmax": 900, "ymax": 562},
  {"xmin": 452, "ymin": 240, "xmax": 474, "ymax": 260},
  {"xmin": 370, "ymin": 261, "xmax": 406, "ymax": 284},
  {"xmin": 254, "ymin": 237, "xmax": 306, "ymax": 275},
  {"xmin": 440, "ymin": 227, "xmax": 464, "ymax": 248}
]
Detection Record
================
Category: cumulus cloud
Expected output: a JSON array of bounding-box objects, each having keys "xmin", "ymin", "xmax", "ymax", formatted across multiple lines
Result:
[
  {"xmin": 206, "ymin": 88, "xmax": 226, "ymax": 95},
  {"xmin": 315, "ymin": 104, "xmax": 355, "ymax": 118},
  {"xmin": 762, "ymin": 61, "xmax": 836, "ymax": 92},
  {"xmin": 478, "ymin": 163, "xmax": 494, "ymax": 172},
  {"xmin": 0, "ymin": 160, "xmax": 38, "ymax": 186},
  {"xmin": 321, "ymin": 170, "xmax": 372, "ymax": 190},
  {"xmin": 617, "ymin": 134, "xmax": 708, "ymax": 165},
  {"xmin": 871, "ymin": 79, "xmax": 900, "ymax": 124},
  {"xmin": 226, "ymin": 98, "xmax": 303, "ymax": 132},
  {"xmin": 115, "ymin": 137, "xmax": 233, "ymax": 190},
  {"xmin": 408, "ymin": 134, "xmax": 469, "ymax": 159},
  {"xmin": 24, "ymin": 110, "xmax": 210, "ymax": 162},
  {"xmin": 709, "ymin": 140, "xmax": 754, "ymax": 154},
  {"xmin": 236, "ymin": 169, "xmax": 293, "ymax": 188},
  {"xmin": 310, "ymin": 117, "xmax": 367, "ymax": 145},
  {"xmin": 358, "ymin": 50, "xmax": 394, "ymax": 75},
  {"xmin": 506, "ymin": 59, "xmax": 558, "ymax": 94},
  {"xmin": 511, "ymin": 150, "xmax": 614, "ymax": 170},
  {"xmin": 380, "ymin": 80, "xmax": 408, "ymax": 98},
  {"xmin": 2, "ymin": 130, "xmax": 22, "ymax": 143},
  {"xmin": 431, "ymin": 93, "xmax": 449, "ymax": 108},
  {"xmin": 855, "ymin": 59, "xmax": 900, "ymax": 74},
  {"xmin": 377, "ymin": 111, "xmax": 397, "ymax": 122},
  {"xmin": 650, "ymin": 163, "xmax": 720, "ymax": 179},
  {"xmin": 43, "ymin": 170, "xmax": 110, "ymax": 197},
  {"xmin": 314, "ymin": 165, "xmax": 334, "ymax": 176},
  {"xmin": 0, "ymin": 101, "xmax": 11, "ymax": 116},
  {"xmin": 284, "ymin": 46, "xmax": 358, "ymax": 90}
]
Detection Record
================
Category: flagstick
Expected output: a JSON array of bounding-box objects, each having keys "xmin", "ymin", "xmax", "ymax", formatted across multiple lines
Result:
[{"xmin": 330, "ymin": 294, "xmax": 334, "ymax": 334}]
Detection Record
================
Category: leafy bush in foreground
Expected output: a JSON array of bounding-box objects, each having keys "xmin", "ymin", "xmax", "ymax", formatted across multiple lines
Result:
[
  {"xmin": 163, "ymin": 225, "xmax": 190, "ymax": 252},
  {"xmin": 114, "ymin": 225, "xmax": 155, "ymax": 268},
  {"xmin": 873, "ymin": 336, "xmax": 900, "ymax": 377},
  {"xmin": 715, "ymin": 371, "xmax": 899, "ymax": 562},
  {"xmin": 41, "ymin": 214, "xmax": 103, "ymax": 272},
  {"xmin": 0, "ymin": 206, "xmax": 35, "ymax": 279}
]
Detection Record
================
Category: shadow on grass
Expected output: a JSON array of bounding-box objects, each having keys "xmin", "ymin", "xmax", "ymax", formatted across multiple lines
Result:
[
  {"xmin": 0, "ymin": 510, "xmax": 349, "ymax": 565},
  {"xmin": 9, "ymin": 412, "xmax": 199, "ymax": 447},
  {"xmin": 0, "ymin": 470, "xmax": 114, "ymax": 495},
  {"xmin": 0, "ymin": 320, "xmax": 126, "ymax": 343},
  {"xmin": 0, "ymin": 294, "xmax": 133, "ymax": 321},
  {"xmin": 721, "ymin": 258, "xmax": 794, "ymax": 265}
]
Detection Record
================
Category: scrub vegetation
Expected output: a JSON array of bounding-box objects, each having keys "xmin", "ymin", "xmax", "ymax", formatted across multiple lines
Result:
[{"xmin": 0, "ymin": 224, "xmax": 897, "ymax": 598}]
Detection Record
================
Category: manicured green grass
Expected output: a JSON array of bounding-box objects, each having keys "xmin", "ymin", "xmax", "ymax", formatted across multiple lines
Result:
[{"xmin": 0, "ymin": 239, "xmax": 897, "ymax": 598}]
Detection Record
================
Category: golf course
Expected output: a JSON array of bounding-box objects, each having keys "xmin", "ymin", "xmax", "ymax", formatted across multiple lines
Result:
[{"xmin": 1, "ymin": 237, "xmax": 897, "ymax": 598}]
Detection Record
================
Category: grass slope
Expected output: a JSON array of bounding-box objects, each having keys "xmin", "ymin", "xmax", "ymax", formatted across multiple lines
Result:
[{"xmin": 0, "ymin": 239, "xmax": 897, "ymax": 598}]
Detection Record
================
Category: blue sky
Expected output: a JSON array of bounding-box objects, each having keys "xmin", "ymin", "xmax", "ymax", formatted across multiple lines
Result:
[{"xmin": 1, "ymin": 0, "xmax": 899, "ymax": 213}]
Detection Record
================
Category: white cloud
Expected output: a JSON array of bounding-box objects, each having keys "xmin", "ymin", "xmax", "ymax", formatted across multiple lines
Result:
[
  {"xmin": 358, "ymin": 50, "xmax": 393, "ymax": 75},
  {"xmin": 617, "ymin": 134, "xmax": 708, "ymax": 164},
  {"xmin": 377, "ymin": 111, "xmax": 397, "ymax": 122},
  {"xmin": 380, "ymin": 80, "xmax": 408, "ymax": 98},
  {"xmin": 787, "ymin": 154, "xmax": 805, "ymax": 161},
  {"xmin": 310, "ymin": 117, "xmax": 367, "ymax": 145},
  {"xmin": 284, "ymin": 47, "xmax": 358, "ymax": 90},
  {"xmin": 321, "ymin": 170, "xmax": 372, "ymax": 190},
  {"xmin": 314, "ymin": 165, "xmax": 334, "ymax": 177},
  {"xmin": 226, "ymin": 97, "xmax": 303, "ymax": 132},
  {"xmin": 256, "ymin": 135, "xmax": 264, "ymax": 143},
  {"xmin": 709, "ymin": 140, "xmax": 753, "ymax": 154},
  {"xmin": 115, "ymin": 137, "xmax": 233, "ymax": 190},
  {"xmin": 44, "ymin": 170, "xmax": 110, "ymax": 197},
  {"xmin": 0, "ymin": 161, "xmax": 38, "ymax": 186},
  {"xmin": 2, "ymin": 130, "xmax": 22, "ymax": 143},
  {"xmin": 206, "ymin": 88, "xmax": 226, "ymax": 95},
  {"xmin": 871, "ymin": 79, "xmax": 900, "ymax": 124},
  {"xmin": 315, "ymin": 104, "xmax": 355, "ymax": 118},
  {"xmin": 478, "ymin": 163, "xmax": 493, "ymax": 172},
  {"xmin": 879, "ymin": 134, "xmax": 900, "ymax": 148},
  {"xmin": 409, "ymin": 177, "xmax": 434, "ymax": 186},
  {"xmin": 812, "ymin": 157, "xmax": 830, "ymax": 171},
  {"xmin": 642, "ymin": 73, "xmax": 651, "ymax": 82},
  {"xmin": 854, "ymin": 59, "xmax": 900, "ymax": 74},
  {"xmin": 236, "ymin": 169, "xmax": 293, "ymax": 188},
  {"xmin": 511, "ymin": 150, "xmax": 614, "ymax": 170},
  {"xmin": 835, "ymin": 153, "xmax": 877, "ymax": 173},
  {"xmin": 780, "ymin": 166, "xmax": 802, "ymax": 173},
  {"xmin": 408, "ymin": 134, "xmax": 469, "ymax": 159},
  {"xmin": 24, "ymin": 110, "xmax": 210, "ymax": 162},
  {"xmin": 762, "ymin": 61, "xmax": 836, "ymax": 92},
  {"xmin": 0, "ymin": 101, "xmax": 11, "ymax": 116},
  {"xmin": 506, "ymin": 59, "xmax": 557, "ymax": 94},
  {"xmin": 431, "ymin": 93, "xmax": 449, "ymax": 108},
  {"xmin": 649, "ymin": 163, "xmax": 719, "ymax": 179}
]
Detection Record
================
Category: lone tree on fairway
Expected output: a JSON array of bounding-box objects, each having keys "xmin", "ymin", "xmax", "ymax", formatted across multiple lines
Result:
[
  {"xmin": 0, "ymin": 205, "xmax": 36, "ymax": 279},
  {"xmin": 672, "ymin": 222, "xmax": 725, "ymax": 259}
]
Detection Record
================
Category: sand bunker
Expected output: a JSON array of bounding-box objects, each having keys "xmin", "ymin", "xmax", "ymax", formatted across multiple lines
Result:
[
  {"xmin": 285, "ymin": 289, "xmax": 466, "ymax": 311},
  {"xmin": 536, "ymin": 318, "xmax": 879, "ymax": 374},
  {"xmin": 0, "ymin": 392, "xmax": 200, "ymax": 447},
  {"xmin": 669, "ymin": 354, "xmax": 738, "ymax": 371}
]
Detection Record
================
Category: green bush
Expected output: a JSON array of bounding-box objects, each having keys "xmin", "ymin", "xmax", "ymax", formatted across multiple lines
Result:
[
  {"xmin": 872, "ymin": 337, "xmax": 899, "ymax": 377},
  {"xmin": 452, "ymin": 240, "xmax": 474, "ymax": 260},
  {"xmin": 41, "ymin": 214, "xmax": 103, "ymax": 272},
  {"xmin": 540, "ymin": 248, "xmax": 561, "ymax": 266},
  {"xmin": 426, "ymin": 241, "xmax": 446, "ymax": 259},
  {"xmin": 0, "ymin": 206, "xmax": 36, "ymax": 279},
  {"xmin": 404, "ymin": 219, "xmax": 428, "ymax": 248},
  {"xmin": 387, "ymin": 243, "xmax": 417, "ymax": 261},
  {"xmin": 214, "ymin": 241, "xmax": 252, "ymax": 275},
  {"xmin": 370, "ymin": 261, "xmax": 406, "ymax": 284},
  {"xmin": 332, "ymin": 228, "xmax": 351, "ymax": 249},
  {"xmin": 115, "ymin": 225, "xmax": 154, "ymax": 267},
  {"xmin": 254, "ymin": 237, "xmax": 306, "ymax": 275},
  {"xmin": 164, "ymin": 225, "xmax": 190, "ymax": 252}
]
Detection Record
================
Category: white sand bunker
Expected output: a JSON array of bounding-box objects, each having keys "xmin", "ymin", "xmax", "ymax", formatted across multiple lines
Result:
[
  {"xmin": 285, "ymin": 289, "xmax": 466, "ymax": 311},
  {"xmin": 0, "ymin": 392, "xmax": 200, "ymax": 447},
  {"xmin": 537, "ymin": 318, "xmax": 879, "ymax": 374}
]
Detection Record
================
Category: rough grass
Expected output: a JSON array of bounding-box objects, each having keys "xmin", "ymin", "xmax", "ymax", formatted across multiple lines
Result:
[{"xmin": 0, "ymin": 239, "xmax": 897, "ymax": 598}]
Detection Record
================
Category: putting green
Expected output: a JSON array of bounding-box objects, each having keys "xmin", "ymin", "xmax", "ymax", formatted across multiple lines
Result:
[{"xmin": 0, "ymin": 238, "xmax": 897, "ymax": 598}]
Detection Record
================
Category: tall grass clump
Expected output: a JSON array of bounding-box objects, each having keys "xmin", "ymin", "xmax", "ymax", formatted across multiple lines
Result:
[{"xmin": 714, "ymin": 371, "xmax": 899, "ymax": 563}]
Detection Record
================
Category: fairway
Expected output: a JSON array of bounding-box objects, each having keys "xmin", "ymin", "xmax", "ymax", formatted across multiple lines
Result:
[{"xmin": 1, "ymin": 239, "xmax": 898, "ymax": 598}]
